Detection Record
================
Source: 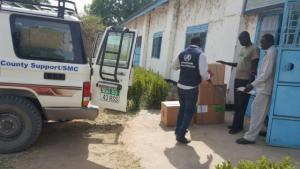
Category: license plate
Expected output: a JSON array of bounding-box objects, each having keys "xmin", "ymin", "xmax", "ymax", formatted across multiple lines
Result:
[{"xmin": 100, "ymin": 87, "xmax": 120, "ymax": 103}]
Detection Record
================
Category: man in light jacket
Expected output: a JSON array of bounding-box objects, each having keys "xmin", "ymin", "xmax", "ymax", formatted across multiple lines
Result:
[{"xmin": 236, "ymin": 34, "xmax": 277, "ymax": 144}]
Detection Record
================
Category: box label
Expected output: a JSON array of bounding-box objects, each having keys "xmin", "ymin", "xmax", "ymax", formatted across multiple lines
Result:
[
  {"xmin": 197, "ymin": 105, "xmax": 208, "ymax": 113},
  {"xmin": 213, "ymin": 105, "xmax": 225, "ymax": 113}
]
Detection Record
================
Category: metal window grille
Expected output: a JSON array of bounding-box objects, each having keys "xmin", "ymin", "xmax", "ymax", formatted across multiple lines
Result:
[{"xmin": 283, "ymin": 2, "xmax": 300, "ymax": 48}]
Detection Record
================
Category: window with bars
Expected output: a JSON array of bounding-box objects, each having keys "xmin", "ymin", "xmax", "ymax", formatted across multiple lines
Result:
[
  {"xmin": 257, "ymin": 15, "xmax": 283, "ymax": 46},
  {"xmin": 283, "ymin": 3, "xmax": 300, "ymax": 48},
  {"xmin": 185, "ymin": 24, "xmax": 208, "ymax": 51}
]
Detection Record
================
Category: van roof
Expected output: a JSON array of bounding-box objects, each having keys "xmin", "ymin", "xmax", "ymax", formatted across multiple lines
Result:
[{"xmin": 0, "ymin": 0, "xmax": 80, "ymax": 22}]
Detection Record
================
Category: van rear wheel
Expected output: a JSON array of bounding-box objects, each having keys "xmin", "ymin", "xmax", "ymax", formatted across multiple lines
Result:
[{"xmin": 0, "ymin": 95, "xmax": 42, "ymax": 154}]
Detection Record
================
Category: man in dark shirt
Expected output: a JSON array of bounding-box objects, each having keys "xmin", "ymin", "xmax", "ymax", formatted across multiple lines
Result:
[{"xmin": 217, "ymin": 31, "xmax": 259, "ymax": 134}]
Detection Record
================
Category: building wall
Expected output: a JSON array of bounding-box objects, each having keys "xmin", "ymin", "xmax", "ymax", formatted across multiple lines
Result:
[
  {"xmin": 125, "ymin": 16, "xmax": 145, "ymax": 34},
  {"xmin": 125, "ymin": 16, "xmax": 146, "ymax": 66},
  {"xmin": 145, "ymin": 5, "xmax": 169, "ymax": 76},
  {"xmin": 224, "ymin": 14, "xmax": 259, "ymax": 104},
  {"xmin": 124, "ymin": 0, "xmax": 261, "ymax": 104},
  {"xmin": 170, "ymin": 0, "xmax": 244, "ymax": 85}
]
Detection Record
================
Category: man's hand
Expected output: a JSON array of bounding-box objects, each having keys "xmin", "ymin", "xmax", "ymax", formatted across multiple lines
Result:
[
  {"xmin": 216, "ymin": 60, "xmax": 225, "ymax": 64},
  {"xmin": 206, "ymin": 70, "xmax": 214, "ymax": 84},
  {"xmin": 208, "ymin": 69, "xmax": 214, "ymax": 77},
  {"xmin": 206, "ymin": 79, "xmax": 213, "ymax": 84},
  {"xmin": 244, "ymin": 84, "xmax": 254, "ymax": 93}
]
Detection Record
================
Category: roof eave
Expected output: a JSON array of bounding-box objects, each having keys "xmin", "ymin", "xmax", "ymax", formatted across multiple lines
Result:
[{"xmin": 122, "ymin": 0, "xmax": 168, "ymax": 25}]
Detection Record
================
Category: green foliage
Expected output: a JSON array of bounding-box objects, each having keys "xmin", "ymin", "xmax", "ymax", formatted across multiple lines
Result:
[
  {"xmin": 215, "ymin": 156, "xmax": 297, "ymax": 169},
  {"xmin": 87, "ymin": 0, "xmax": 153, "ymax": 26},
  {"xmin": 80, "ymin": 15, "xmax": 105, "ymax": 62},
  {"xmin": 216, "ymin": 161, "xmax": 234, "ymax": 169},
  {"xmin": 128, "ymin": 67, "xmax": 169, "ymax": 111}
]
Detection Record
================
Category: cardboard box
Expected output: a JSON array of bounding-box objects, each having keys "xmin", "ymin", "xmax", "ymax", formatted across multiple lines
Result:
[
  {"xmin": 161, "ymin": 101, "xmax": 180, "ymax": 127},
  {"xmin": 194, "ymin": 105, "xmax": 225, "ymax": 125},
  {"xmin": 198, "ymin": 84, "xmax": 227, "ymax": 105},
  {"xmin": 203, "ymin": 64, "xmax": 225, "ymax": 85}
]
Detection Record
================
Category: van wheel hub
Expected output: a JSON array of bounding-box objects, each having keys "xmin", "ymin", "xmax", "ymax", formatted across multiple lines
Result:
[{"xmin": 0, "ymin": 113, "xmax": 22, "ymax": 139}]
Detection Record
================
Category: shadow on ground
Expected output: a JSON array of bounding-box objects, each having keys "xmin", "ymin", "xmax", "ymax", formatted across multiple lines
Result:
[
  {"xmin": 123, "ymin": 110, "xmax": 300, "ymax": 169},
  {"xmin": 1, "ymin": 118, "xmax": 140, "ymax": 169},
  {"xmin": 189, "ymin": 112, "xmax": 300, "ymax": 165},
  {"xmin": 164, "ymin": 144, "xmax": 213, "ymax": 169}
]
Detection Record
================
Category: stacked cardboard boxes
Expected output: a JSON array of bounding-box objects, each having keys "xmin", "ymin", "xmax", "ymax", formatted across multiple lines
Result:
[
  {"xmin": 160, "ymin": 64, "xmax": 227, "ymax": 126},
  {"xmin": 202, "ymin": 64, "xmax": 226, "ymax": 85},
  {"xmin": 194, "ymin": 64, "xmax": 227, "ymax": 125}
]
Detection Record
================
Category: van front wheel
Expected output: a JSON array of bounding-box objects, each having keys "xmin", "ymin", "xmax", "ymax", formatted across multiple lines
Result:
[{"xmin": 0, "ymin": 95, "xmax": 42, "ymax": 154}]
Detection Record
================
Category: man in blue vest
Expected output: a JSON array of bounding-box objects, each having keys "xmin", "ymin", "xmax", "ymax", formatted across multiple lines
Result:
[{"xmin": 172, "ymin": 37, "xmax": 211, "ymax": 144}]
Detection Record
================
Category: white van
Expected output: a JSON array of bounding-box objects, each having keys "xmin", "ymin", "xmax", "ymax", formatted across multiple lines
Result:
[{"xmin": 0, "ymin": 0, "xmax": 136, "ymax": 153}]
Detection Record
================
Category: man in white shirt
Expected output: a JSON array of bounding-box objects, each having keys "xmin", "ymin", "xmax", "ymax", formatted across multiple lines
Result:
[
  {"xmin": 237, "ymin": 34, "xmax": 277, "ymax": 144},
  {"xmin": 172, "ymin": 37, "xmax": 211, "ymax": 144}
]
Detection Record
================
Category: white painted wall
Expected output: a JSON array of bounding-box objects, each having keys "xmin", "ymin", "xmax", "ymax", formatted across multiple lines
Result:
[
  {"xmin": 170, "ymin": 0, "xmax": 244, "ymax": 84},
  {"xmin": 124, "ymin": 0, "xmax": 261, "ymax": 104},
  {"xmin": 125, "ymin": 16, "xmax": 146, "ymax": 66},
  {"xmin": 145, "ymin": 5, "xmax": 169, "ymax": 76},
  {"xmin": 126, "ymin": 16, "xmax": 145, "ymax": 36},
  {"xmin": 224, "ymin": 14, "xmax": 259, "ymax": 104}
]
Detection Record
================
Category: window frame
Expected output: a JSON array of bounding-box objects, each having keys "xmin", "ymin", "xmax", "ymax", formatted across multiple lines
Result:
[
  {"xmin": 185, "ymin": 24, "xmax": 208, "ymax": 50},
  {"xmin": 255, "ymin": 12, "xmax": 283, "ymax": 47},
  {"xmin": 96, "ymin": 31, "xmax": 136, "ymax": 70},
  {"xmin": 133, "ymin": 36, "xmax": 142, "ymax": 67},
  {"xmin": 10, "ymin": 14, "xmax": 87, "ymax": 64},
  {"xmin": 151, "ymin": 32, "xmax": 163, "ymax": 59}
]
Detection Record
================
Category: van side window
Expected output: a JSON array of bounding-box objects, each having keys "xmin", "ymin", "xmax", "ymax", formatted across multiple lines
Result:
[{"xmin": 10, "ymin": 15, "xmax": 86, "ymax": 64}]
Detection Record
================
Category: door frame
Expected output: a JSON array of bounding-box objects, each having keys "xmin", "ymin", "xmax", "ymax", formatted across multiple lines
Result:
[{"xmin": 267, "ymin": 0, "xmax": 300, "ymax": 146}]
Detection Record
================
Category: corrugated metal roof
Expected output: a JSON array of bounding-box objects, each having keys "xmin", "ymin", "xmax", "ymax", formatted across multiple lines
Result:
[{"xmin": 123, "ymin": 0, "xmax": 168, "ymax": 24}]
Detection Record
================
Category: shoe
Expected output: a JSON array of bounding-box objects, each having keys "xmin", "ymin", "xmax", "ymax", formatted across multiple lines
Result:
[
  {"xmin": 228, "ymin": 128, "xmax": 243, "ymax": 134},
  {"xmin": 227, "ymin": 125, "xmax": 233, "ymax": 129},
  {"xmin": 176, "ymin": 137, "xmax": 191, "ymax": 144},
  {"xmin": 259, "ymin": 131, "xmax": 267, "ymax": 137},
  {"xmin": 236, "ymin": 138, "xmax": 255, "ymax": 145}
]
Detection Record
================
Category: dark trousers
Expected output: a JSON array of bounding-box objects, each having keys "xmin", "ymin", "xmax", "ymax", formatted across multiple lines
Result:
[
  {"xmin": 175, "ymin": 87, "xmax": 198, "ymax": 138},
  {"xmin": 232, "ymin": 79, "xmax": 250, "ymax": 130}
]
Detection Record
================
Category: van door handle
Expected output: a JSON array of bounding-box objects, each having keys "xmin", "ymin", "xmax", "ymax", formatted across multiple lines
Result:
[
  {"xmin": 284, "ymin": 63, "xmax": 294, "ymax": 71},
  {"xmin": 44, "ymin": 73, "xmax": 66, "ymax": 80}
]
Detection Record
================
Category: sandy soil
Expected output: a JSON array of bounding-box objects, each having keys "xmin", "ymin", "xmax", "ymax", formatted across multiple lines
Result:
[
  {"xmin": 122, "ymin": 110, "xmax": 300, "ymax": 169},
  {"xmin": 0, "ymin": 110, "xmax": 141, "ymax": 169},
  {"xmin": 2, "ymin": 109, "xmax": 299, "ymax": 169}
]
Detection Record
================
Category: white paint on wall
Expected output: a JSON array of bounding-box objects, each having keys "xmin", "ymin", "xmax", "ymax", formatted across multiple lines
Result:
[
  {"xmin": 124, "ymin": 0, "xmax": 261, "ymax": 104},
  {"xmin": 170, "ymin": 0, "xmax": 245, "ymax": 86},
  {"xmin": 145, "ymin": 5, "xmax": 168, "ymax": 75}
]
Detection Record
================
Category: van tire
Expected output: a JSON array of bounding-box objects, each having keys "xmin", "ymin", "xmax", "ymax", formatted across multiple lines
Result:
[{"xmin": 0, "ymin": 95, "xmax": 42, "ymax": 154}]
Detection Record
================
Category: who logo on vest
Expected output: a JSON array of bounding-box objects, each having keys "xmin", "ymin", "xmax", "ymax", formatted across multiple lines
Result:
[{"xmin": 184, "ymin": 54, "xmax": 192, "ymax": 62}]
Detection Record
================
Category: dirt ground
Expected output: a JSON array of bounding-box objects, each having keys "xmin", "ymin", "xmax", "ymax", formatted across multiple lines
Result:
[
  {"xmin": 123, "ymin": 110, "xmax": 300, "ymax": 169},
  {"xmin": 0, "ymin": 110, "xmax": 142, "ymax": 169},
  {"xmin": 1, "ymin": 109, "xmax": 300, "ymax": 169}
]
